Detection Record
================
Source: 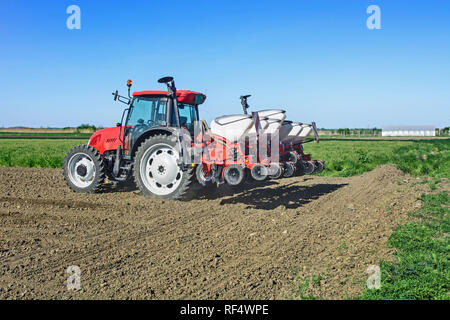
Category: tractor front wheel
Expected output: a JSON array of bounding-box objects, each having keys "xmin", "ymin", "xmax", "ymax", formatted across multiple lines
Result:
[
  {"xmin": 134, "ymin": 134, "xmax": 194, "ymax": 200},
  {"xmin": 63, "ymin": 145, "xmax": 105, "ymax": 193}
]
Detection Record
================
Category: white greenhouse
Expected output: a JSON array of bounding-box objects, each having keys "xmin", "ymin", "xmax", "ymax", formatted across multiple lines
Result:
[{"xmin": 382, "ymin": 125, "xmax": 435, "ymax": 137}]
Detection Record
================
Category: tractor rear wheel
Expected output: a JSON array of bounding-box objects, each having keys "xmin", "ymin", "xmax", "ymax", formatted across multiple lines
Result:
[
  {"xmin": 134, "ymin": 134, "xmax": 194, "ymax": 200},
  {"xmin": 63, "ymin": 145, "xmax": 105, "ymax": 193}
]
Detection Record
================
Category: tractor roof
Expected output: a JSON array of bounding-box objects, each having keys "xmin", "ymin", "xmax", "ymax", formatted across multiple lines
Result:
[{"xmin": 132, "ymin": 90, "xmax": 206, "ymax": 105}]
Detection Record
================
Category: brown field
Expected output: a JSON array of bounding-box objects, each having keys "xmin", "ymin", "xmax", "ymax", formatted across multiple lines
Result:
[{"xmin": 0, "ymin": 165, "xmax": 430, "ymax": 300}]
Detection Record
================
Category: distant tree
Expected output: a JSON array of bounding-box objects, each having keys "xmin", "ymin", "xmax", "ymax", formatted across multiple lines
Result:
[
  {"xmin": 441, "ymin": 127, "xmax": 450, "ymax": 136},
  {"xmin": 76, "ymin": 124, "xmax": 97, "ymax": 133}
]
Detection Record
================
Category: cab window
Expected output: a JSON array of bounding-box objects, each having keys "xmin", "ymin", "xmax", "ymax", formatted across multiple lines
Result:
[
  {"xmin": 177, "ymin": 103, "xmax": 199, "ymax": 131},
  {"xmin": 127, "ymin": 97, "xmax": 167, "ymax": 127}
]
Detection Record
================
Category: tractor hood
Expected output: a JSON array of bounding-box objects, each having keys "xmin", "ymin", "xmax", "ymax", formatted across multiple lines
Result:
[
  {"xmin": 132, "ymin": 90, "xmax": 206, "ymax": 105},
  {"xmin": 88, "ymin": 126, "xmax": 122, "ymax": 155}
]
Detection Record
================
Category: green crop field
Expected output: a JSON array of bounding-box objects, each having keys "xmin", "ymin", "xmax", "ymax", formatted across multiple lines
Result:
[
  {"xmin": 0, "ymin": 138, "xmax": 449, "ymax": 178},
  {"xmin": 0, "ymin": 139, "xmax": 88, "ymax": 168},
  {"xmin": 358, "ymin": 191, "xmax": 450, "ymax": 300},
  {"xmin": 303, "ymin": 138, "xmax": 450, "ymax": 178},
  {"xmin": 0, "ymin": 132, "xmax": 91, "ymax": 139}
]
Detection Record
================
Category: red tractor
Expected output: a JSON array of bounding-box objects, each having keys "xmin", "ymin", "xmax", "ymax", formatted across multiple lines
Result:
[
  {"xmin": 63, "ymin": 77, "xmax": 206, "ymax": 200},
  {"xmin": 63, "ymin": 77, "xmax": 324, "ymax": 200}
]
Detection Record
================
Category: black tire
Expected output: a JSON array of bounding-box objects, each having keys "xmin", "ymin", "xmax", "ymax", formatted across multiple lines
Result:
[
  {"xmin": 63, "ymin": 145, "xmax": 105, "ymax": 193},
  {"xmin": 313, "ymin": 160, "xmax": 324, "ymax": 173},
  {"xmin": 250, "ymin": 164, "xmax": 268, "ymax": 181},
  {"xmin": 223, "ymin": 164, "xmax": 246, "ymax": 186},
  {"xmin": 268, "ymin": 163, "xmax": 283, "ymax": 179},
  {"xmin": 196, "ymin": 163, "xmax": 213, "ymax": 187},
  {"xmin": 133, "ymin": 134, "xmax": 194, "ymax": 200},
  {"xmin": 302, "ymin": 161, "xmax": 315, "ymax": 175},
  {"xmin": 283, "ymin": 161, "xmax": 296, "ymax": 178},
  {"xmin": 286, "ymin": 151, "xmax": 299, "ymax": 164}
]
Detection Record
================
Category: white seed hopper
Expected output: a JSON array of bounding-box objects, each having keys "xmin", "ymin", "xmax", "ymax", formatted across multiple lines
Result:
[
  {"xmin": 257, "ymin": 109, "xmax": 286, "ymax": 135},
  {"xmin": 248, "ymin": 117, "xmax": 269, "ymax": 135},
  {"xmin": 210, "ymin": 114, "xmax": 255, "ymax": 142},
  {"xmin": 280, "ymin": 121, "xmax": 303, "ymax": 142},
  {"xmin": 299, "ymin": 124, "xmax": 313, "ymax": 140},
  {"xmin": 257, "ymin": 109, "xmax": 286, "ymax": 122}
]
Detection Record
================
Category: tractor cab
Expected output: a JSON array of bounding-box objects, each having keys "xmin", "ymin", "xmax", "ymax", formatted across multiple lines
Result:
[
  {"xmin": 129, "ymin": 90, "xmax": 203, "ymax": 135},
  {"xmin": 80, "ymin": 77, "xmax": 207, "ymax": 191},
  {"xmin": 107, "ymin": 77, "xmax": 206, "ymax": 159}
]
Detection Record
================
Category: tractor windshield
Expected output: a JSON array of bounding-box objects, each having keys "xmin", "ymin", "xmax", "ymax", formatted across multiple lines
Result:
[
  {"xmin": 128, "ymin": 97, "xmax": 167, "ymax": 127},
  {"xmin": 177, "ymin": 103, "xmax": 199, "ymax": 132}
]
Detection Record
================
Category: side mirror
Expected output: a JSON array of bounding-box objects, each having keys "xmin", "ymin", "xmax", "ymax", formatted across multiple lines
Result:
[
  {"xmin": 116, "ymin": 122, "xmax": 121, "ymax": 127},
  {"xmin": 113, "ymin": 90, "xmax": 119, "ymax": 101}
]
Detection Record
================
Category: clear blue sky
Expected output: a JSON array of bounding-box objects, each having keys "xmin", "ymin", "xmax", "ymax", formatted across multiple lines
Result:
[{"xmin": 0, "ymin": 0, "xmax": 449, "ymax": 128}]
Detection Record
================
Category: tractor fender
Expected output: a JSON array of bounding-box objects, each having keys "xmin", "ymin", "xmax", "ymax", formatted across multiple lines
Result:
[{"xmin": 130, "ymin": 127, "xmax": 178, "ymax": 157}]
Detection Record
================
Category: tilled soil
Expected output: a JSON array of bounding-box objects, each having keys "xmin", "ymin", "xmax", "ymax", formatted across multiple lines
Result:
[{"xmin": 0, "ymin": 165, "xmax": 428, "ymax": 299}]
